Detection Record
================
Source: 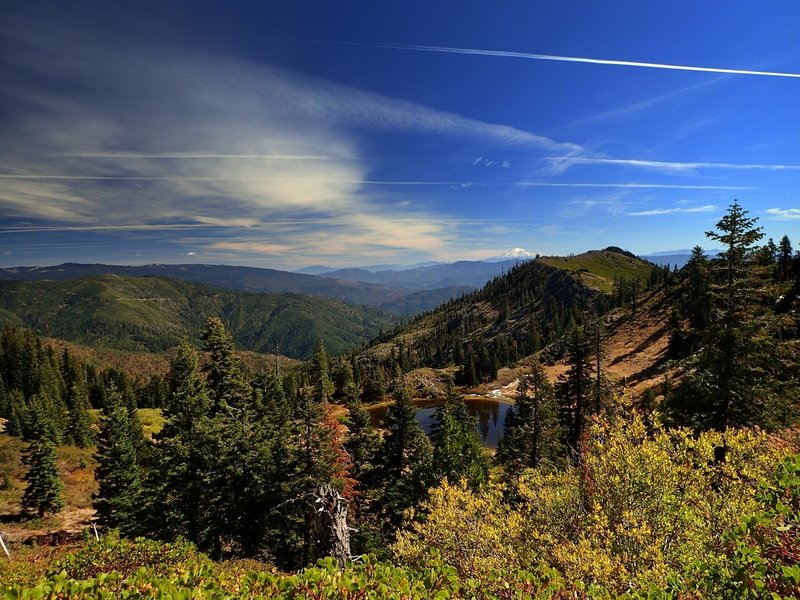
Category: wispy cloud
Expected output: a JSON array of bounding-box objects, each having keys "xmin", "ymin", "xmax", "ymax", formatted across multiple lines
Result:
[
  {"xmin": 358, "ymin": 43, "xmax": 800, "ymax": 79},
  {"xmin": 516, "ymin": 182, "xmax": 750, "ymax": 190},
  {"xmin": 765, "ymin": 208, "xmax": 800, "ymax": 220},
  {"xmin": 0, "ymin": 20, "xmax": 593, "ymax": 264},
  {"xmin": 543, "ymin": 157, "xmax": 800, "ymax": 174},
  {"xmin": 627, "ymin": 204, "xmax": 717, "ymax": 216}
]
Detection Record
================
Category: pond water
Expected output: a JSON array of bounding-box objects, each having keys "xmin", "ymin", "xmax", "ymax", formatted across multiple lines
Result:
[{"xmin": 367, "ymin": 397, "xmax": 512, "ymax": 449}]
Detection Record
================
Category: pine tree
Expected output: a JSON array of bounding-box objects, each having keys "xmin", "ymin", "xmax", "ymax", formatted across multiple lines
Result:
[
  {"xmin": 777, "ymin": 235, "xmax": 793, "ymax": 282},
  {"xmin": 310, "ymin": 340, "xmax": 335, "ymax": 403},
  {"xmin": 430, "ymin": 385, "xmax": 488, "ymax": 490},
  {"xmin": 374, "ymin": 379, "xmax": 434, "ymax": 534},
  {"xmin": 21, "ymin": 439, "xmax": 64, "ymax": 518},
  {"xmin": 140, "ymin": 340, "xmax": 209, "ymax": 542},
  {"xmin": 668, "ymin": 200, "xmax": 769, "ymax": 430},
  {"xmin": 557, "ymin": 327, "xmax": 594, "ymax": 458},
  {"xmin": 93, "ymin": 387, "xmax": 141, "ymax": 533},
  {"xmin": 65, "ymin": 381, "xmax": 94, "ymax": 448},
  {"xmin": 202, "ymin": 317, "xmax": 249, "ymax": 411},
  {"xmin": 345, "ymin": 398, "xmax": 380, "ymax": 488},
  {"xmin": 498, "ymin": 361, "xmax": 562, "ymax": 470}
]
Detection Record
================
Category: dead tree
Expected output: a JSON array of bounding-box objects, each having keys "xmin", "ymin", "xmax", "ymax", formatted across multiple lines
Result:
[{"xmin": 309, "ymin": 483, "xmax": 350, "ymax": 568}]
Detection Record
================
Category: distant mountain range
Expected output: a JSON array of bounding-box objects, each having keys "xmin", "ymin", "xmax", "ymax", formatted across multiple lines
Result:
[
  {"xmin": 318, "ymin": 259, "xmax": 526, "ymax": 291},
  {"xmin": 293, "ymin": 248, "xmax": 535, "ymax": 274},
  {"xmin": 0, "ymin": 255, "xmax": 534, "ymax": 315},
  {"xmin": 639, "ymin": 249, "xmax": 723, "ymax": 268}
]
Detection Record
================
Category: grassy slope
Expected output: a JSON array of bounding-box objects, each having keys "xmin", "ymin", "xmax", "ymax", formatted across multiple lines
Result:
[
  {"xmin": 538, "ymin": 249, "xmax": 653, "ymax": 293},
  {"xmin": 0, "ymin": 275, "xmax": 396, "ymax": 358}
]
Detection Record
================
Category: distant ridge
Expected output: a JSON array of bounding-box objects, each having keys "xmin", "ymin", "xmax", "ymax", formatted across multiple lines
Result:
[{"xmin": 0, "ymin": 274, "xmax": 396, "ymax": 358}]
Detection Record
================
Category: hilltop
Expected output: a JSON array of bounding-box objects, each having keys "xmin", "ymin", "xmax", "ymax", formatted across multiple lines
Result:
[{"xmin": 361, "ymin": 247, "xmax": 658, "ymax": 384}]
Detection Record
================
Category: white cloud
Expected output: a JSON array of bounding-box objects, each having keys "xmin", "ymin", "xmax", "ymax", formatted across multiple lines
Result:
[
  {"xmin": 627, "ymin": 204, "xmax": 717, "ymax": 216},
  {"xmin": 765, "ymin": 208, "xmax": 800, "ymax": 220},
  {"xmin": 543, "ymin": 157, "xmax": 800, "ymax": 174}
]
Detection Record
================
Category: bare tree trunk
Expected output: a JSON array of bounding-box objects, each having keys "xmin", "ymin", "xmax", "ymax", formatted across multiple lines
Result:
[{"xmin": 309, "ymin": 483, "xmax": 350, "ymax": 568}]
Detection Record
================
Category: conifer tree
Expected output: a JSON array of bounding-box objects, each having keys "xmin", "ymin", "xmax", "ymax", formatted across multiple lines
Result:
[
  {"xmin": 498, "ymin": 361, "xmax": 562, "ymax": 470},
  {"xmin": 557, "ymin": 327, "xmax": 594, "ymax": 457},
  {"xmin": 684, "ymin": 246, "xmax": 712, "ymax": 330},
  {"xmin": 141, "ymin": 340, "xmax": 209, "ymax": 542},
  {"xmin": 668, "ymin": 200, "xmax": 769, "ymax": 430},
  {"xmin": 430, "ymin": 385, "xmax": 488, "ymax": 490},
  {"xmin": 777, "ymin": 235, "xmax": 793, "ymax": 282},
  {"xmin": 374, "ymin": 379, "xmax": 434, "ymax": 533},
  {"xmin": 310, "ymin": 340, "xmax": 335, "ymax": 403},
  {"xmin": 5, "ymin": 389, "xmax": 27, "ymax": 438},
  {"xmin": 21, "ymin": 439, "xmax": 64, "ymax": 518},
  {"xmin": 202, "ymin": 317, "xmax": 249, "ymax": 411},
  {"xmin": 345, "ymin": 398, "xmax": 380, "ymax": 493},
  {"xmin": 93, "ymin": 386, "xmax": 141, "ymax": 533},
  {"xmin": 702, "ymin": 200, "xmax": 765, "ymax": 429},
  {"xmin": 65, "ymin": 381, "xmax": 94, "ymax": 448}
]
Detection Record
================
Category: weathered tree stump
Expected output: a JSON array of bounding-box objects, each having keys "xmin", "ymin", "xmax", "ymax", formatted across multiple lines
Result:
[{"xmin": 309, "ymin": 483, "xmax": 351, "ymax": 569}]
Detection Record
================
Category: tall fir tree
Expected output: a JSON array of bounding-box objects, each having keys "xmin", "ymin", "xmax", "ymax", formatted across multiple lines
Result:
[
  {"xmin": 202, "ymin": 317, "xmax": 249, "ymax": 411},
  {"xmin": 374, "ymin": 379, "xmax": 434, "ymax": 535},
  {"xmin": 777, "ymin": 235, "xmax": 793, "ymax": 282},
  {"xmin": 309, "ymin": 340, "xmax": 335, "ymax": 403},
  {"xmin": 140, "ymin": 340, "xmax": 209, "ymax": 542},
  {"xmin": 430, "ymin": 384, "xmax": 488, "ymax": 490},
  {"xmin": 668, "ymin": 200, "xmax": 769, "ymax": 430},
  {"xmin": 557, "ymin": 327, "xmax": 594, "ymax": 458},
  {"xmin": 93, "ymin": 385, "xmax": 141, "ymax": 534},
  {"xmin": 65, "ymin": 381, "xmax": 94, "ymax": 448},
  {"xmin": 498, "ymin": 361, "xmax": 562, "ymax": 470},
  {"xmin": 21, "ymin": 439, "xmax": 64, "ymax": 518}
]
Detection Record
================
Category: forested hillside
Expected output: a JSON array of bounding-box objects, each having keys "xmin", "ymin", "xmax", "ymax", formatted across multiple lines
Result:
[
  {"xmin": 0, "ymin": 275, "xmax": 395, "ymax": 358},
  {"xmin": 360, "ymin": 247, "xmax": 657, "ymax": 386}
]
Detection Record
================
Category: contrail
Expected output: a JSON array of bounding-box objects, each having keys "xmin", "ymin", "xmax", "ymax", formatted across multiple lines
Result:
[
  {"xmin": 543, "ymin": 157, "xmax": 800, "ymax": 171},
  {"xmin": 58, "ymin": 153, "xmax": 339, "ymax": 160},
  {"xmin": 0, "ymin": 173, "xmax": 750, "ymax": 189},
  {"xmin": 358, "ymin": 43, "xmax": 800, "ymax": 79}
]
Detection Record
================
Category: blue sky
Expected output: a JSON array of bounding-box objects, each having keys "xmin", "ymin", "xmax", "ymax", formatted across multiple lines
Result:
[{"xmin": 1, "ymin": 1, "xmax": 798, "ymax": 269}]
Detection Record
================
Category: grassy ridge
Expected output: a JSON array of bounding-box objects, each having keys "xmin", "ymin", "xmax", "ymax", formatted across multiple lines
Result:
[
  {"xmin": 538, "ymin": 249, "xmax": 653, "ymax": 293},
  {"xmin": 0, "ymin": 275, "xmax": 396, "ymax": 358}
]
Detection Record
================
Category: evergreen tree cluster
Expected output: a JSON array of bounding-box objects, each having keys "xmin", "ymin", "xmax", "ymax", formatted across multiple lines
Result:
[
  {"xmin": 0, "ymin": 326, "xmax": 167, "ymax": 445},
  {"xmin": 666, "ymin": 200, "xmax": 800, "ymax": 431},
  {"xmin": 88, "ymin": 317, "xmax": 488, "ymax": 569}
]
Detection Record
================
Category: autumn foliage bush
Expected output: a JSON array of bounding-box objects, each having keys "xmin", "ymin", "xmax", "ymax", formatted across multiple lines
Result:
[{"xmin": 394, "ymin": 413, "xmax": 784, "ymax": 595}]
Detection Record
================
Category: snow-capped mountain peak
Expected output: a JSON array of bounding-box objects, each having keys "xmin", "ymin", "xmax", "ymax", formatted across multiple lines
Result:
[{"xmin": 486, "ymin": 248, "xmax": 537, "ymax": 262}]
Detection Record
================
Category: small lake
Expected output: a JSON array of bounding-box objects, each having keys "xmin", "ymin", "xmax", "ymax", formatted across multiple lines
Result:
[{"xmin": 367, "ymin": 397, "xmax": 512, "ymax": 449}]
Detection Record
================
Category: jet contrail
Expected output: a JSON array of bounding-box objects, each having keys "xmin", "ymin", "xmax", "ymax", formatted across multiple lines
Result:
[
  {"xmin": 358, "ymin": 43, "xmax": 800, "ymax": 79},
  {"xmin": 0, "ymin": 174, "xmax": 751, "ymax": 189},
  {"xmin": 543, "ymin": 157, "xmax": 800, "ymax": 171}
]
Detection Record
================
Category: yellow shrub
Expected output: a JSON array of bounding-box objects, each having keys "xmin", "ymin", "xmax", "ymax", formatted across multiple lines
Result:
[{"xmin": 395, "ymin": 413, "xmax": 783, "ymax": 594}]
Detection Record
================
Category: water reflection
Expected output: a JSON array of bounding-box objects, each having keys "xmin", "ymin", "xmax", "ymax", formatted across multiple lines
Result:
[{"xmin": 367, "ymin": 397, "xmax": 512, "ymax": 449}]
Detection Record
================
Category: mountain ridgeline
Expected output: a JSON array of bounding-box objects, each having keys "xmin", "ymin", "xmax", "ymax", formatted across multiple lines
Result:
[
  {"xmin": 0, "ymin": 258, "xmax": 528, "ymax": 315},
  {"xmin": 362, "ymin": 248, "xmax": 658, "ymax": 382},
  {"xmin": 0, "ymin": 275, "xmax": 395, "ymax": 359}
]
